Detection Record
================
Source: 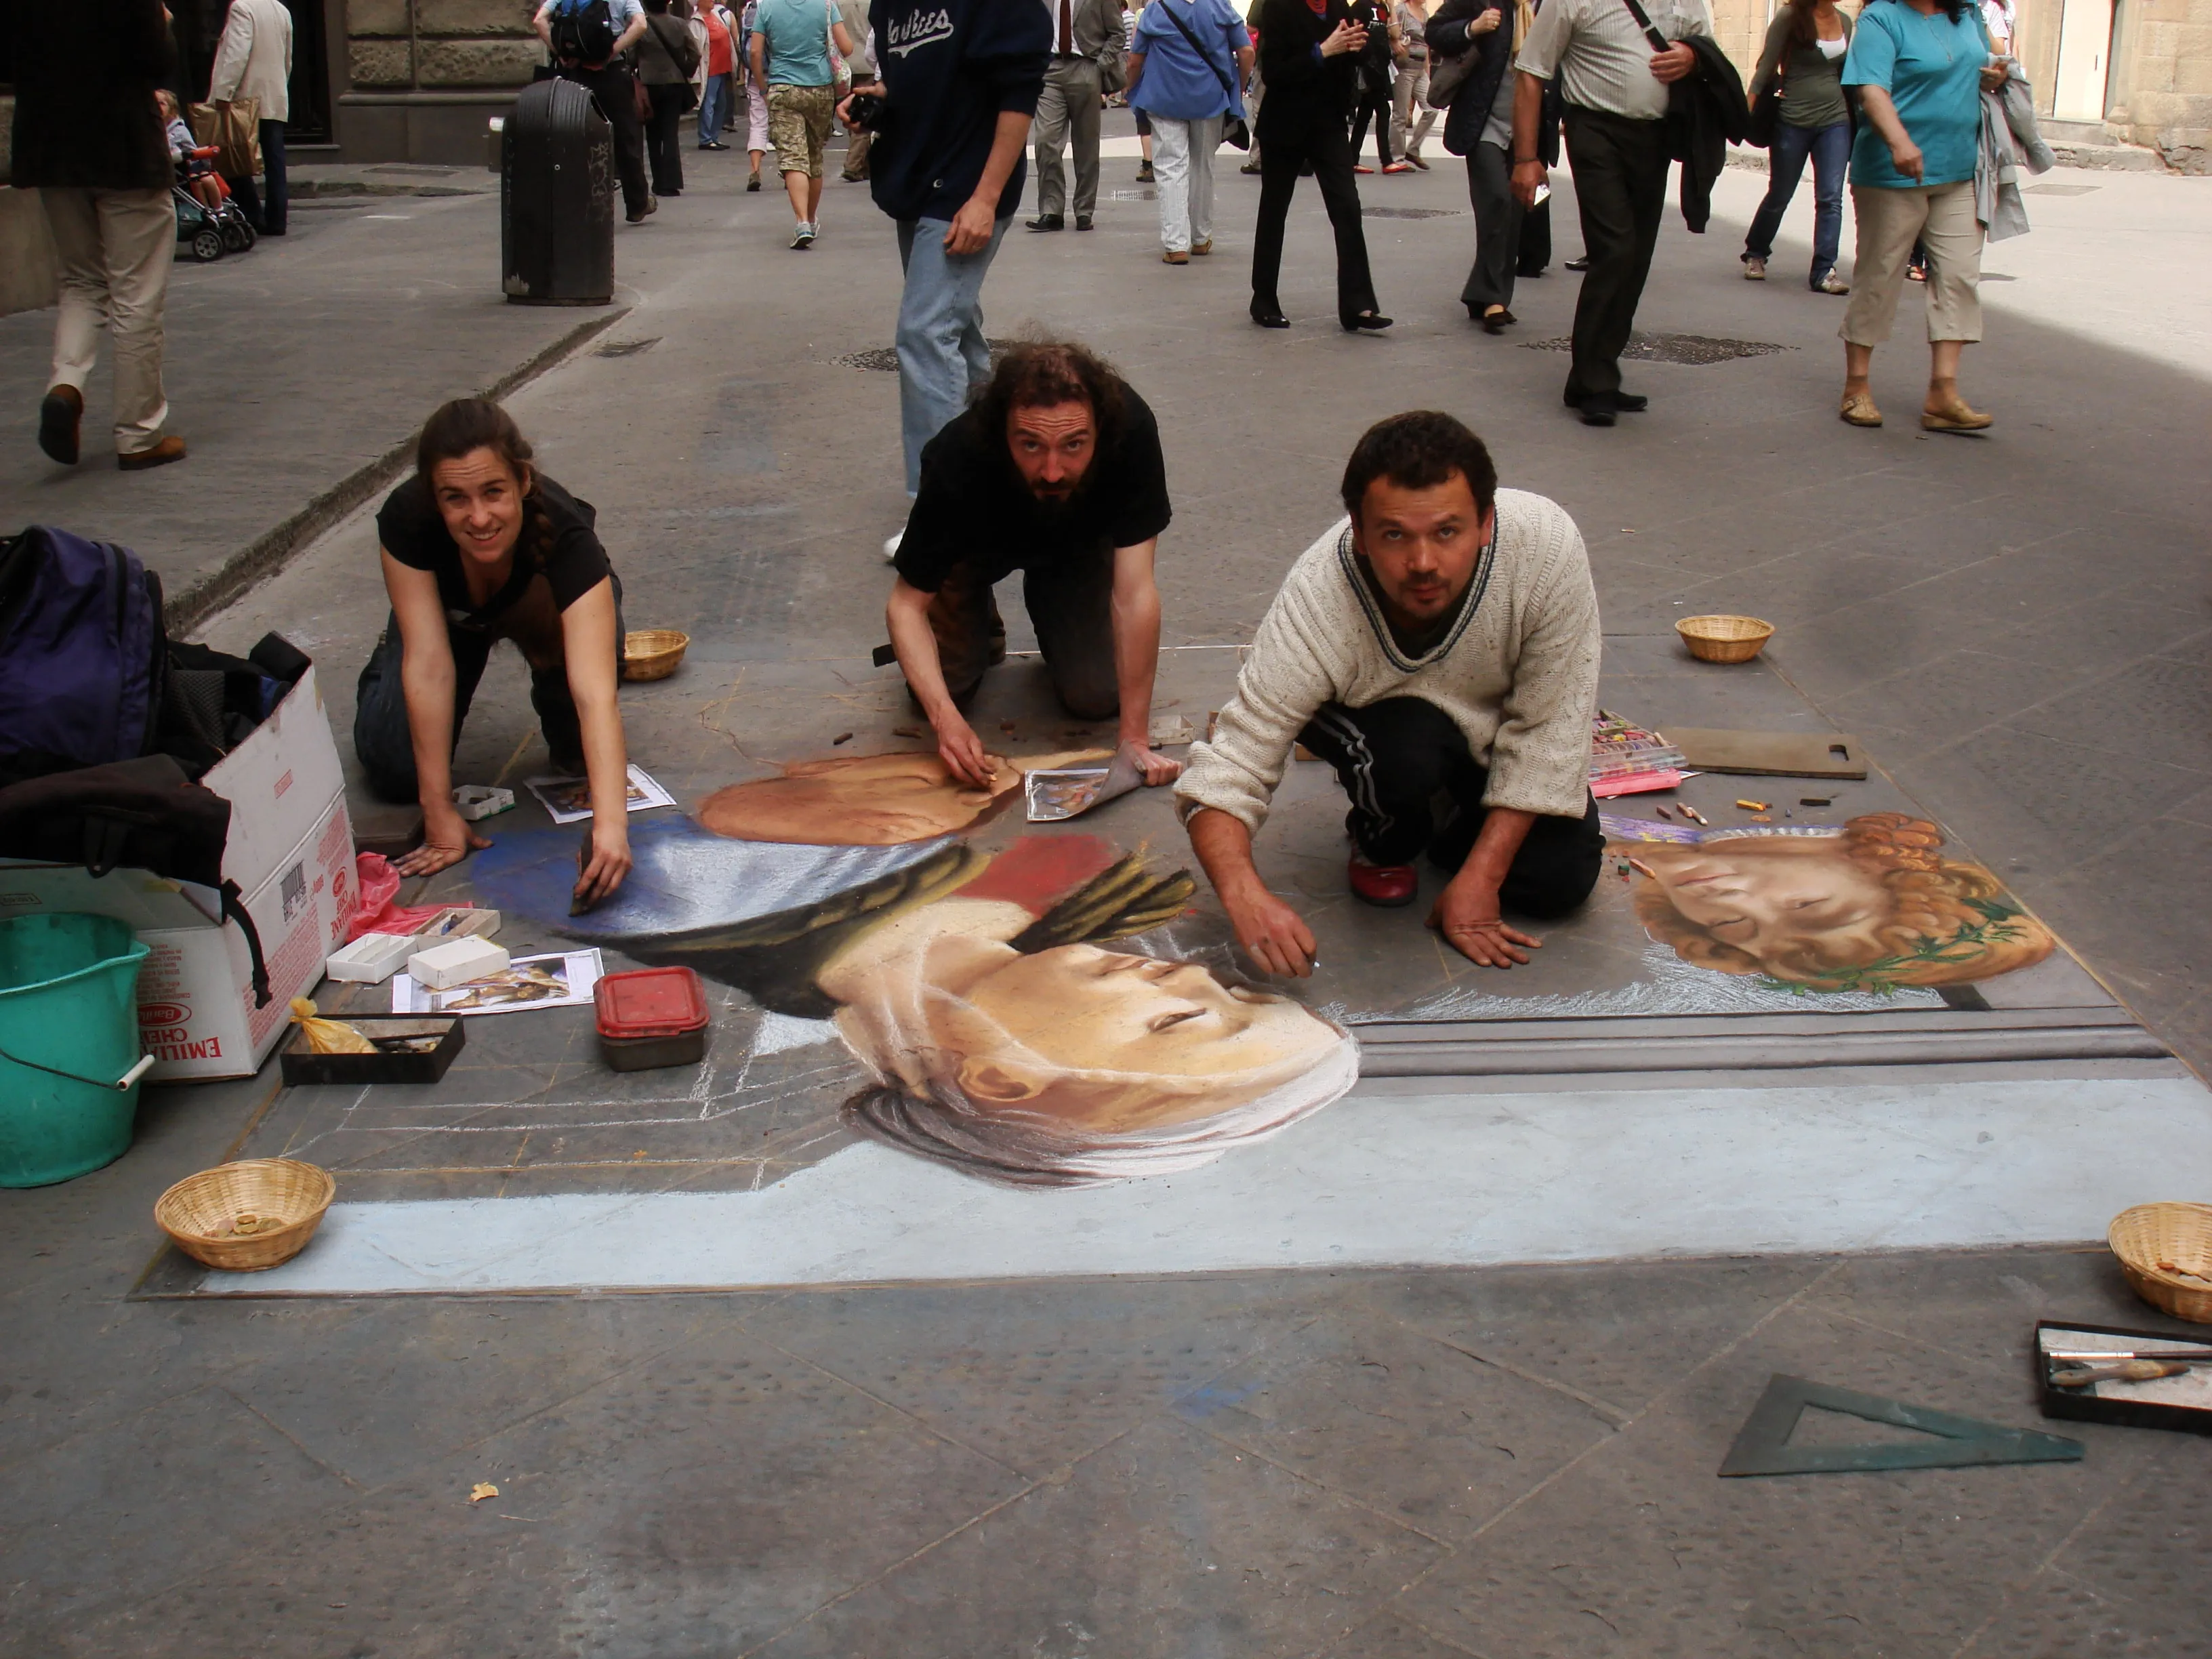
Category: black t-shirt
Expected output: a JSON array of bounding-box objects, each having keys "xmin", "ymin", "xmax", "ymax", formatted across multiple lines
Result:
[
  {"xmin": 893, "ymin": 387, "xmax": 1174, "ymax": 593},
  {"xmin": 376, "ymin": 473, "xmax": 612, "ymax": 626}
]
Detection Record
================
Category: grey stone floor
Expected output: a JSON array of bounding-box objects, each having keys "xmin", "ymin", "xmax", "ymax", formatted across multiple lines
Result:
[{"xmin": 3, "ymin": 128, "xmax": 2210, "ymax": 1655}]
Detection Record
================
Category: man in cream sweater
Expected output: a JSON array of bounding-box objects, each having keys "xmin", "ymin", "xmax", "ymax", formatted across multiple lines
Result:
[{"xmin": 1176, "ymin": 411, "xmax": 1602, "ymax": 975}]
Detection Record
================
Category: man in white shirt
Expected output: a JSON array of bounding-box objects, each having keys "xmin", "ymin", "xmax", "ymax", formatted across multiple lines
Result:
[
  {"xmin": 1509, "ymin": 0, "xmax": 1711, "ymax": 425},
  {"xmin": 207, "ymin": 0, "xmax": 292, "ymax": 234},
  {"xmin": 1177, "ymin": 411, "xmax": 1602, "ymax": 977}
]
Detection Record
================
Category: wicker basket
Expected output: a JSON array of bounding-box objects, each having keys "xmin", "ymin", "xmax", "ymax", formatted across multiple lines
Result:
[
  {"xmin": 2108, "ymin": 1202, "xmax": 2212, "ymax": 1324},
  {"xmin": 623, "ymin": 629, "xmax": 689, "ymax": 682},
  {"xmin": 155, "ymin": 1158, "xmax": 335, "ymax": 1272},
  {"xmin": 1675, "ymin": 615, "xmax": 1776, "ymax": 664}
]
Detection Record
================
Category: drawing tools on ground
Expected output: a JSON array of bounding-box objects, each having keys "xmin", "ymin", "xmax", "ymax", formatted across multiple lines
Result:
[
  {"xmin": 1678, "ymin": 804, "xmax": 1708, "ymax": 826},
  {"xmin": 392, "ymin": 949, "xmax": 604, "ymax": 1016},
  {"xmin": 525, "ymin": 762, "xmax": 676, "ymax": 825},
  {"xmin": 1719, "ymin": 1374, "xmax": 2083, "ymax": 1476},
  {"xmin": 451, "ymin": 785, "xmax": 514, "ymax": 821},
  {"xmin": 2035, "ymin": 1321, "xmax": 2212, "ymax": 1435}
]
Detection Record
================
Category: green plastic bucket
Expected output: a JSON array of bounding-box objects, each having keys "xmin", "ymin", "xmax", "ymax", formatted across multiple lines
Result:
[{"xmin": 0, "ymin": 914, "xmax": 153, "ymax": 1188}]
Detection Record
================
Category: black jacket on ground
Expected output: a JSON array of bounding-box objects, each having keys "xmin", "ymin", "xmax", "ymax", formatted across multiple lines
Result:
[
  {"xmin": 1427, "ymin": 0, "xmax": 1559, "ymax": 163},
  {"xmin": 1253, "ymin": 0, "xmax": 1362, "ymax": 141},
  {"xmin": 1666, "ymin": 33, "xmax": 1749, "ymax": 232},
  {"xmin": 1, "ymin": 0, "xmax": 175, "ymax": 191}
]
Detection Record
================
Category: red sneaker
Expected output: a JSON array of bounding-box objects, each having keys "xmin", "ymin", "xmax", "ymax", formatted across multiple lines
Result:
[{"xmin": 1347, "ymin": 855, "xmax": 1418, "ymax": 907}]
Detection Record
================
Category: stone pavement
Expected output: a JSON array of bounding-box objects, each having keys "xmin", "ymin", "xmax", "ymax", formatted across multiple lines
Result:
[{"xmin": 3, "ymin": 128, "xmax": 2210, "ymax": 1656}]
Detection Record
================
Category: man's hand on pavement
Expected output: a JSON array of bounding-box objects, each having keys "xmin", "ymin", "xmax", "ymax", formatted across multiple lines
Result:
[
  {"xmin": 944, "ymin": 197, "xmax": 996, "ymax": 254},
  {"xmin": 1223, "ymin": 880, "xmax": 1318, "ymax": 979},
  {"xmin": 1428, "ymin": 875, "xmax": 1542, "ymax": 968},
  {"xmin": 1117, "ymin": 739, "xmax": 1183, "ymax": 787},
  {"xmin": 1650, "ymin": 41, "xmax": 1696, "ymax": 83},
  {"xmin": 933, "ymin": 712, "xmax": 998, "ymax": 788}
]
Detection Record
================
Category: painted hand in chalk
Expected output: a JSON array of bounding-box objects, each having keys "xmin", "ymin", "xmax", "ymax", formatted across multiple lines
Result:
[
  {"xmin": 1430, "ymin": 876, "xmax": 1542, "ymax": 968},
  {"xmin": 398, "ymin": 798, "xmax": 491, "ymax": 879}
]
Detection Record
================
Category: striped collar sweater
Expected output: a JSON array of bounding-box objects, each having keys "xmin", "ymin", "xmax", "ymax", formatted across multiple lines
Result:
[{"xmin": 1175, "ymin": 489, "xmax": 1601, "ymax": 834}]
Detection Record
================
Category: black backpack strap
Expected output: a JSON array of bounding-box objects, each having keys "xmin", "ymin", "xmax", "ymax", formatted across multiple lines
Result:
[
  {"xmin": 1618, "ymin": 0, "xmax": 1673, "ymax": 53},
  {"xmin": 219, "ymin": 878, "xmax": 273, "ymax": 1008}
]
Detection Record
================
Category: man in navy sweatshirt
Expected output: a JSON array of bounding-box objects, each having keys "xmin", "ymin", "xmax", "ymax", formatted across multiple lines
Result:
[{"xmin": 851, "ymin": 0, "xmax": 1051, "ymax": 510}]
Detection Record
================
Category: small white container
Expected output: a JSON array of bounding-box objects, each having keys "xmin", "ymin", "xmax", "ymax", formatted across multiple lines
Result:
[
  {"xmin": 407, "ymin": 937, "xmax": 511, "ymax": 991},
  {"xmin": 452, "ymin": 785, "xmax": 515, "ymax": 822},
  {"xmin": 325, "ymin": 932, "xmax": 422, "ymax": 985}
]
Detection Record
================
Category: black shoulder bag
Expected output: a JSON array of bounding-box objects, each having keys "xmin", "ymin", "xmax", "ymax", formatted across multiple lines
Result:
[{"xmin": 1156, "ymin": 1, "xmax": 1251, "ymax": 150}]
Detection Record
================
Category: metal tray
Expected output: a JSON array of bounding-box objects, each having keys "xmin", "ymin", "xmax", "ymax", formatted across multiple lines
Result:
[{"xmin": 279, "ymin": 1016, "xmax": 466, "ymax": 1087}]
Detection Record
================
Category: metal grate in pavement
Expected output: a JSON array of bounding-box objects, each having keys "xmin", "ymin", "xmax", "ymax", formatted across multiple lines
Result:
[{"xmin": 1523, "ymin": 331, "xmax": 1790, "ymax": 365}]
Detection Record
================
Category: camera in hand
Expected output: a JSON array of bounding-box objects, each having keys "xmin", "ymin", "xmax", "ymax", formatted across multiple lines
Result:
[{"xmin": 844, "ymin": 90, "xmax": 886, "ymax": 132}]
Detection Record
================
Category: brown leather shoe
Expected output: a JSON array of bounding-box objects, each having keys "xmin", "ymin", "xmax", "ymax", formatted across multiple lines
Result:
[
  {"xmin": 1190, "ymin": 240, "xmax": 1212, "ymax": 255},
  {"xmin": 117, "ymin": 435, "xmax": 187, "ymax": 471},
  {"xmin": 38, "ymin": 385, "xmax": 82, "ymax": 465},
  {"xmin": 1839, "ymin": 389, "xmax": 1882, "ymax": 428},
  {"xmin": 1161, "ymin": 249, "xmax": 1189, "ymax": 264},
  {"xmin": 1921, "ymin": 396, "xmax": 1992, "ymax": 432}
]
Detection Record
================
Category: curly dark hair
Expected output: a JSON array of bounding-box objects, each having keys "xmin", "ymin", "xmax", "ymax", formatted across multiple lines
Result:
[
  {"xmin": 1339, "ymin": 410, "xmax": 1499, "ymax": 523},
  {"xmin": 968, "ymin": 339, "xmax": 1127, "ymax": 453}
]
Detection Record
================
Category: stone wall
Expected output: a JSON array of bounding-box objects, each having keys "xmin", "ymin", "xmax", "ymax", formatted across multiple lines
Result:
[
  {"xmin": 0, "ymin": 96, "xmax": 61, "ymax": 319},
  {"xmin": 2114, "ymin": 0, "xmax": 2211, "ymax": 170},
  {"xmin": 347, "ymin": 0, "xmax": 542, "ymax": 92}
]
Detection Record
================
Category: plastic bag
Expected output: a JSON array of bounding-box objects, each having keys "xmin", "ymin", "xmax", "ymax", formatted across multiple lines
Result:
[
  {"xmin": 344, "ymin": 852, "xmax": 451, "ymax": 943},
  {"xmin": 288, "ymin": 996, "xmax": 376, "ymax": 1054}
]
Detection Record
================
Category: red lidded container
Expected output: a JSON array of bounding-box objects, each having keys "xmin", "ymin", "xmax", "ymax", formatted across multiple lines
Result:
[{"xmin": 594, "ymin": 966, "xmax": 710, "ymax": 1071}]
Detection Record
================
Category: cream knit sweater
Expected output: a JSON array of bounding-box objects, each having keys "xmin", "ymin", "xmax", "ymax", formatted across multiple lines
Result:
[{"xmin": 1176, "ymin": 489, "xmax": 1601, "ymax": 834}]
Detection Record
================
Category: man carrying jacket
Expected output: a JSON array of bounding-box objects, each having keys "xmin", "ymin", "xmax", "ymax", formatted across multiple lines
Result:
[
  {"xmin": 1509, "ymin": 0, "xmax": 1711, "ymax": 426},
  {"xmin": 848, "ymin": 0, "xmax": 1052, "ymax": 504}
]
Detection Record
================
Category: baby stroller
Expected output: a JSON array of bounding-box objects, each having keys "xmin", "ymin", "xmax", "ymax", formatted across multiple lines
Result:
[{"xmin": 172, "ymin": 148, "xmax": 256, "ymax": 262}]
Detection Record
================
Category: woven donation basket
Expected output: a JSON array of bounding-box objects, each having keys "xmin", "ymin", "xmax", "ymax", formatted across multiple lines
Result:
[
  {"xmin": 155, "ymin": 1158, "xmax": 335, "ymax": 1271},
  {"xmin": 623, "ymin": 629, "xmax": 689, "ymax": 682},
  {"xmin": 2108, "ymin": 1202, "xmax": 2212, "ymax": 1324},
  {"xmin": 1675, "ymin": 615, "xmax": 1776, "ymax": 664}
]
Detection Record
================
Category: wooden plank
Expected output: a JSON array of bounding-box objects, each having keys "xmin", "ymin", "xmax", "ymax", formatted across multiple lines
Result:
[{"xmin": 1663, "ymin": 728, "xmax": 1868, "ymax": 779}]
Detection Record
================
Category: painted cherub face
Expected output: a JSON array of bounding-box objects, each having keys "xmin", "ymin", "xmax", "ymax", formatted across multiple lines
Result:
[
  {"xmin": 697, "ymin": 752, "xmax": 1015, "ymax": 846},
  {"xmin": 941, "ymin": 947, "xmax": 1346, "ymax": 1132},
  {"xmin": 1630, "ymin": 837, "xmax": 1894, "ymax": 968}
]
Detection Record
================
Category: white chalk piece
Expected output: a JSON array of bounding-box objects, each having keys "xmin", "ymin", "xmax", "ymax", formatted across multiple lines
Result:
[
  {"xmin": 325, "ymin": 932, "xmax": 421, "ymax": 985},
  {"xmin": 451, "ymin": 785, "xmax": 516, "ymax": 822},
  {"xmin": 407, "ymin": 937, "xmax": 510, "ymax": 991}
]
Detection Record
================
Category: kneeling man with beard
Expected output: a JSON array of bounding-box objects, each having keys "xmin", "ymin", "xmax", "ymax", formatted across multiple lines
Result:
[
  {"xmin": 1178, "ymin": 409, "xmax": 1604, "ymax": 975},
  {"xmin": 886, "ymin": 340, "xmax": 1183, "ymax": 791}
]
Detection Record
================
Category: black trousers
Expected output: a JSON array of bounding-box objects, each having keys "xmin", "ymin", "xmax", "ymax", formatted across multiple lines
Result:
[
  {"xmin": 1252, "ymin": 115, "xmax": 1379, "ymax": 324},
  {"xmin": 561, "ymin": 62, "xmax": 652, "ymax": 218},
  {"xmin": 222, "ymin": 117, "xmax": 287, "ymax": 234},
  {"xmin": 1560, "ymin": 103, "xmax": 1672, "ymax": 402},
  {"xmin": 354, "ymin": 618, "xmax": 588, "ymax": 804},
  {"xmin": 920, "ymin": 547, "xmax": 1119, "ymax": 720},
  {"xmin": 644, "ymin": 81, "xmax": 687, "ymax": 195},
  {"xmin": 1347, "ymin": 81, "xmax": 1395, "ymax": 167},
  {"xmin": 1462, "ymin": 141, "xmax": 1523, "ymax": 312},
  {"xmin": 1296, "ymin": 697, "xmax": 1603, "ymax": 918}
]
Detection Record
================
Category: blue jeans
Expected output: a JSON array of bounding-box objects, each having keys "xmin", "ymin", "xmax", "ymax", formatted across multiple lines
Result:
[
  {"xmin": 894, "ymin": 213, "xmax": 1011, "ymax": 496},
  {"xmin": 1743, "ymin": 118, "xmax": 1850, "ymax": 285},
  {"xmin": 698, "ymin": 71, "xmax": 733, "ymax": 145}
]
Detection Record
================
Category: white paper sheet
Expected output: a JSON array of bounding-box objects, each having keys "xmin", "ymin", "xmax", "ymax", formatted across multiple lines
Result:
[
  {"xmin": 524, "ymin": 764, "xmax": 676, "ymax": 825},
  {"xmin": 391, "ymin": 949, "xmax": 603, "ymax": 1016}
]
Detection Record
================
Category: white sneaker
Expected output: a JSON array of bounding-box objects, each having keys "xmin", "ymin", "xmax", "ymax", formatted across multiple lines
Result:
[
  {"xmin": 882, "ymin": 529, "xmax": 902, "ymax": 563},
  {"xmin": 1814, "ymin": 269, "xmax": 1851, "ymax": 295},
  {"xmin": 1742, "ymin": 256, "xmax": 1766, "ymax": 281},
  {"xmin": 791, "ymin": 222, "xmax": 815, "ymax": 249}
]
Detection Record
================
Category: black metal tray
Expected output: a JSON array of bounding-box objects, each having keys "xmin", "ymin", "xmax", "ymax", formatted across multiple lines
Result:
[
  {"xmin": 280, "ymin": 1016, "xmax": 466, "ymax": 1086},
  {"xmin": 2034, "ymin": 1318, "xmax": 2212, "ymax": 1437}
]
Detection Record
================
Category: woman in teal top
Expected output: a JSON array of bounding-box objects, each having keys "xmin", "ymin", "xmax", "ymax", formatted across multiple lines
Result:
[{"xmin": 1837, "ymin": 0, "xmax": 2004, "ymax": 434}]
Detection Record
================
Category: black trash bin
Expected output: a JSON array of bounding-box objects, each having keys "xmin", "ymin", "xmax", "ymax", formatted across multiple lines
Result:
[{"xmin": 501, "ymin": 77, "xmax": 614, "ymax": 306}]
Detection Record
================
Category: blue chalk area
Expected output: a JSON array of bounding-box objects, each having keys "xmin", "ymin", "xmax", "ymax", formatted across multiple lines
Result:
[{"xmin": 470, "ymin": 815, "xmax": 956, "ymax": 941}]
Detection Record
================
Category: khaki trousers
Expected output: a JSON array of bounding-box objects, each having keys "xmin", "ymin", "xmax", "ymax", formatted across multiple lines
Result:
[
  {"xmin": 41, "ymin": 186, "xmax": 175, "ymax": 456},
  {"xmin": 1842, "ymin": 178, "xmax": 1982, "ymax": 348}
]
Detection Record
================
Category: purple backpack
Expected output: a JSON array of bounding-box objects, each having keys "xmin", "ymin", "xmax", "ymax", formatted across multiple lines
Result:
[{"xmin": 0, "ymin": 526, "xmax": 167, "ymax": 781}]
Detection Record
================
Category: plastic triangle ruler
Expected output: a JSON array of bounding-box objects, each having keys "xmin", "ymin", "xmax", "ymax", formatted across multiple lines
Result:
[{"xmin": 1717, "ymin": 1374, "xmax": 2085, "ymax": 1477}]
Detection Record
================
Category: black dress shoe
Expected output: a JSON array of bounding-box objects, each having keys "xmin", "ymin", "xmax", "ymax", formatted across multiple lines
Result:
[
  {"xmin": 1250, "ymin": 304, "xmax": 1290, "ymax": 328},
  {"xmin": 1481, "ymin": 306, "xmax": 1513, "ymax": 334},
  {"xmin": 1026, "ymin": 213, "xmax": 1065, "ymax": 231},
  {"xmin": 1075, "ymin": 214, "xmax": 1092, "ymax": 230},
  {"xmin": 1563, "ymin": 386, "xmax": 1648, "ymax": 413},
  {"xmin": 1343, "ymin": 310, "xmax": 1393, "ymax": 332},
  {"xmin": 1579, "ymin": 396, "xmax": 1618, "ymax": 427},
  {"xmin": 1564, "ymin": 254, "xmax": 1591, "ymax": 271},
  {"xmin": 39, "ymin": 384, "xmax": 82, "ymax": 465}
]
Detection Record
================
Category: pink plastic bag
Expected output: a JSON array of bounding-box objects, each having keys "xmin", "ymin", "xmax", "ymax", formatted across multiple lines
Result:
[{"xmin": 344, "ymin": 852, "xmax": 453, "ymax": 942}]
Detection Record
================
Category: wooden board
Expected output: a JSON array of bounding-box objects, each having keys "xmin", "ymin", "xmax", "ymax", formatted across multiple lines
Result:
[{"xmin": 1664, "ymin": 728, "xmax": 1867, "ymax": 779}]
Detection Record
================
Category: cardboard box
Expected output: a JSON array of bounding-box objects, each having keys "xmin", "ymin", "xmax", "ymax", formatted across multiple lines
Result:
[{"xmin": 0, "ymin": 665, "xmax": 360, "ymax": 1082}]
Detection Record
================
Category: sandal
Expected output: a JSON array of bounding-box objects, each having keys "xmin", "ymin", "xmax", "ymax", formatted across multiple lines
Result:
[
  {"xmin": 1839, "ymin": 389, "xmax": 1882, "ymax": 428},
  {"xmin": 1921, "ymin": 395, "xmax": 1992, "ymax": 433}
]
